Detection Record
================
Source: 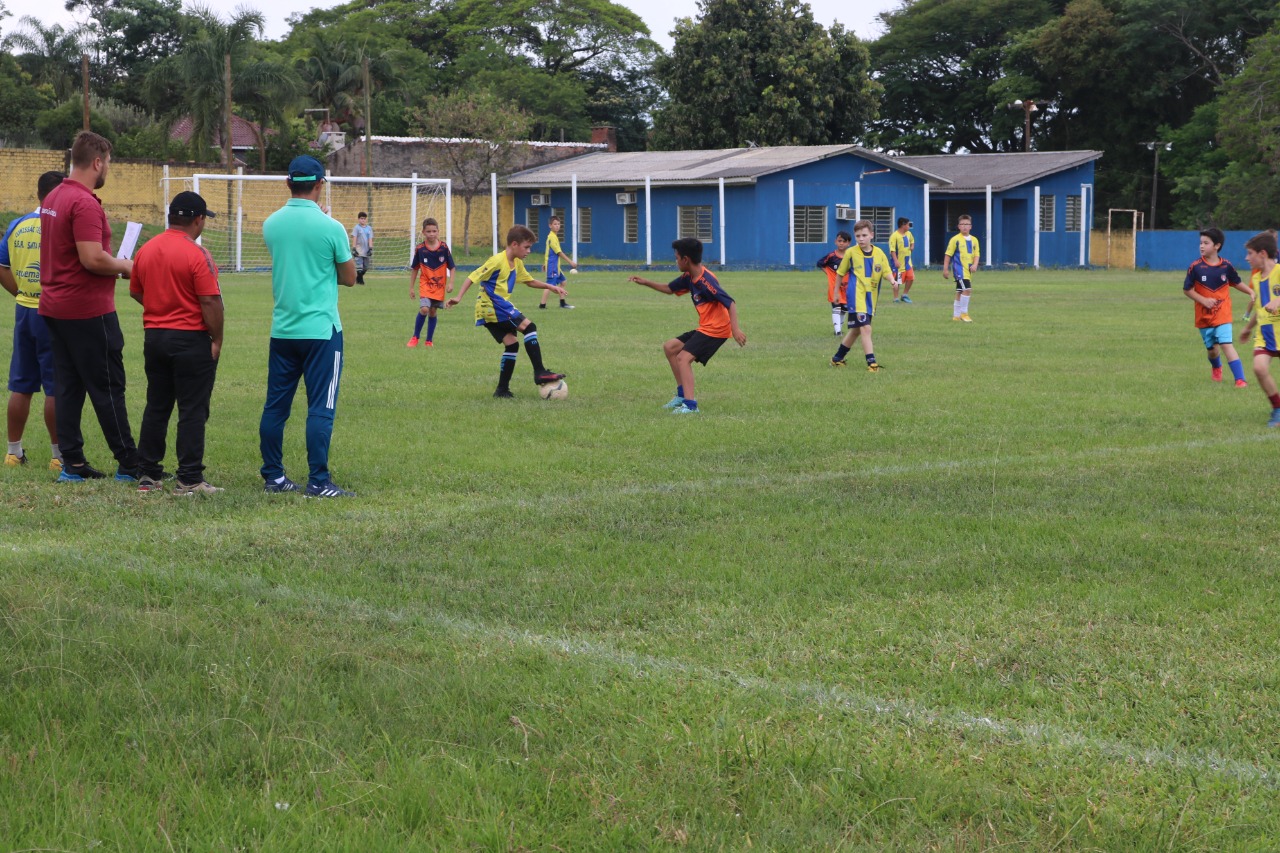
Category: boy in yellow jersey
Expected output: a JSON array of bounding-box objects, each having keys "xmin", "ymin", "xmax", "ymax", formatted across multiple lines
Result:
[
  {"xmin": 943, "ymin": 214, "xmax": 980, "ymax": 321},
  {"xmin": 815, "ymin": 230, "xmax": 850, "ymax": 335},
  {"xmin": 538, "ymin": 214, "xmax": 577, "ymax": 309},
  {"xmin": 0, "ymin": 171, "xmax": 64, "ymax": 470},
  {"xmin": 888, "ymin": 217, "xmax": 915, "ymax": 303},
  {"xmin": 446, "ymin": 225, "xmax": 567, "ymax": 397},
  {"xmin": 830, "ymin": 220, "xmax": 897, "ymax": 372},
  {"xmin": 1238, "ymin": 231, "xmax": 1280, "ymax": 426}
]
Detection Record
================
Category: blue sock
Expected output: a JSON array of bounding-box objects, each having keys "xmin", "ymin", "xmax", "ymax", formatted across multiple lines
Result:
[
  {"xmin": 676, "ymin": 385, "xmax": 684, "ymax": 398},
  {"xmin": 834, "ymin": 344, "xmax": 850, "ymax": 360},
  {"xmin": 1230, "ymin": 359, "xmax": 1245, "ymax": 381},
  {"xmin": 683, "ymin": 399, "xmax": 697, "ymax": 410},
  {"xmin": 866, "ymin": 352, "xmax": 876, "ymax": 365},
  {"xmin": 413, "ymin": 314, "xmax": 426, "ymax": 337},
  {"xmin": 427, "ymin": 315, "xmax": 437, "ymax": 341},
  {"xmin": 1209, "ymin": 355, "xmax": 1222, "ymax": 369}
]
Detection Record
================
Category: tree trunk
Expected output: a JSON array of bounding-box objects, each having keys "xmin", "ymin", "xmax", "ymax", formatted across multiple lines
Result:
[
  {"xmin": 462, "ymin": 194, "xmax": 472, "ymax": 254},
  {"xmin": 223, "ymin": 52, "xmax": 232, "ymax": 172}
]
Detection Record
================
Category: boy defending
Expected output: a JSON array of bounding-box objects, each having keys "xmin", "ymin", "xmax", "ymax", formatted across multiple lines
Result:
[
  {"xmin": 1238, "ymin": 231, "xmax": 1280, "ymax": 426},
  {"xmin": 351, "ymin": 212, "xmax": 372, "ymax": 285},
  {"xmin": 816, "ymin": 230, "xmax": 850, "ymax": 335},
  {"xmin": 407, "ymin": 218, "xmax": 454, "ymax": 348},
  {"xmin": 943, "ymin": 214, "xmax": 980, "ymax": 321},
  {"xmin": 628, "ymin": 237, "xmax": 747, "ymax": 414},
  {"xmin": 445, "ymin": 225, "xmax": 566, "ymax": 398},
  {"xmin": 830, "ymin": 220, "xmax": 896, "ymax": 372},
  {"xmin": 538, "ymin": 214, "xmax": 577, "ymax": 309},
  {"xmin": 888, "ymin": 217, "xmax": 915, "ymax": 303},
  {"xmin": 1184, "ymin": 227, "xmax": 1251, "ymax": 386}
]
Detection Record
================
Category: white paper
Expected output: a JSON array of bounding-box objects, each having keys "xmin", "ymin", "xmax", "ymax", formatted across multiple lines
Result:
[{"xmin": 116, "ymin": 221, "xmax": 143, "ymax": 260}]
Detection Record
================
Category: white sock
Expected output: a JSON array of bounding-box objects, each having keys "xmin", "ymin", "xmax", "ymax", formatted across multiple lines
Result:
[
  {"xmin": 832, "ymin": 307, "xmax": 843, "ymax": 332},
  {"xmin": 960, "ymin": 294, "xmax": 971, "ymax": 313},
  {"xmin": 50, "ymin": 443, "xmax": 60, "ymax": 460},
  {"xmin": 7, "ymin": 440, "xmax": 21, "ymax": 456},
  {"xmin": 953, "ymin": 300, "xmax": 962, "ymax": 317}
]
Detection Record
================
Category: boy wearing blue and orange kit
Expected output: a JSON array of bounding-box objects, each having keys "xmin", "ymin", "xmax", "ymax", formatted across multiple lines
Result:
[
  {"xmin": 1184, "ymin": 227, "xmax": 1251, "ymax": 386},
  {"xmin": 1238, "ymin": 231, "xmax": 1280, "ymax": 426},
  {"xmin": 816, "ymin": 230, "xmax": 850, "ymax": 335},
  {"xmin": 538, "ymin": 214, "xmax": 577, "ymax": 309},
  {"xmin": 888, "ymin": 217, "xmax": 915, "ymax": 303},
  {"xmin": 629, "ymin": 237, "xmax": 747, "ymax": 415},
  {"xmin": 830, "ymin": 219, "xmax": 897, "ymax": 372},
  {"xmin": 407, "ymin": 217, "xmax": 454, "ymax": 348},
  {"xmin": 445, "ymin": 224, "xmax": 566, "ymax": 398},
  {"xmin": 943, "ymin": 214, "xmax": 979, "ymax": 322}
]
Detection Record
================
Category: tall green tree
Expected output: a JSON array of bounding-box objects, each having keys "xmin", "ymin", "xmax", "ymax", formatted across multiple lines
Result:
[
  {"xmin": 3, "ymin": 16, "xmax": 89, "ymax": 101},
  {"xmin": 0, "ymin": 53, "xmax": 56, "ymax": 146},
  {"xmin": 651, "ymin": 0, "xmax": 878, "ymax": 149},
  {"xmin": 65, "ymin": 0, "xmax": 187, "ymax": 109},
  {"xmin": 294, "ymin": 32, "xmax": 401, "ymax": 135}
]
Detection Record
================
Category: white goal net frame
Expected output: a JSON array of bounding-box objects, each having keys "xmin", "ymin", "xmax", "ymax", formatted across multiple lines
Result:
[{"xmin": 163, "ymin": 173, "xmax": 452, "ymax": 274}]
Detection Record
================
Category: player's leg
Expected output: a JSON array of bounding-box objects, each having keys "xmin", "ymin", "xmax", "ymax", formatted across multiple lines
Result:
[
  {"xmin": 901, "ymin": 268, "xmax": 914, "ymax": 302},
  {"xmin": 6, "ymin": 392, "xmax": 32, "ymax": 463},
  {"xmin": 6, "ymin": 314, "xmax": 34, "ymax": 462},
  {"xmin": 831, "ymin": 301, "xmax": 845, "ymax": 335},
  {"xmin": 857, "ymin": 322, "xmax": 880, "ymax": 370},
  {"xmin": 410, "ymin": 300, "xmax": 428, "ymax": 346},
  {"xmin": 30, "ymin": 311, "xmax": 59, "ymax": 468},
  {"xmin": 137, "ymin": 329, "xmax": 178, "ymax": 480},
  {"xmin": 832, "ymin": 325, "xmax": 856, "ymax": 365},
  {"xmin": 260, "ymin": 337, "xmax": 304, "ymax": 484},
  {"xmin": 959, "ymin": 284, "xmax": 973, "ymax": 321},
  {"xmin": 299, "ymin": 329, "xmax": 344, "ymax": 487},
  {"xmin": 514, "ymin": 317, "xmax": 562, "ymax": 383},
  {"xmin": 953, "ymin": 282, "xmax": 963, "ymax": 319},
  {"xmin": 672, "ymin": 350, "xmax": 698, "ymax": 411},
  {"xmin": 426, "ymin": 304, "xmax": 439, "ymax": 345},
  {"xmin": 1218, "ymin": 328, "xmax": 1246, "ymax": 386},
  {"xmin": 486, "ymin": 322, "xmax": 520, "ymax": 396}
]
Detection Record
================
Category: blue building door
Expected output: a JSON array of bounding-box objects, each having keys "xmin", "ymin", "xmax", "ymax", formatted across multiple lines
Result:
[{"xmin": 1002, "ymin": 198, "xmax": 1029, "ymax": 265}]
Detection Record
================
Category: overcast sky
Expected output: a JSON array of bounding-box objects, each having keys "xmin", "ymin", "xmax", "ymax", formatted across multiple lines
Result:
[{"xmin": 2, "ymin": 0, "xmax": 901, "ymax": 47}]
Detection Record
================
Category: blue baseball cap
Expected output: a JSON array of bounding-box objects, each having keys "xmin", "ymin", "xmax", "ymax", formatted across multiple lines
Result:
[{"xmin": 287, "ymin": 155, "xmax": 326, "ymax": 183}]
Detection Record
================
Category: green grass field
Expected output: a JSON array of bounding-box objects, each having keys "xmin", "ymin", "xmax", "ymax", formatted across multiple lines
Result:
[{"xmin": 3, "ymin": 269, "xmax": 1279, "ymax": 850}]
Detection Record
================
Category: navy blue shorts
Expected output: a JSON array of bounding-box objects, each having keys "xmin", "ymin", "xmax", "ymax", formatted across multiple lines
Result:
[{"xmin": 9, "ymin": 304, "xmax": 56, "ymax": 395}]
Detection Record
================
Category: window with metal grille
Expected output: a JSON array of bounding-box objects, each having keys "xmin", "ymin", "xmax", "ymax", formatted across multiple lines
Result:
[
  {"xmin": 677, "ymin": 205, "xmax": 713, "ymax": 242},
  {"xmin": 624, "ymin": 206, "xmax": 638, "ymax": 243},
  {"xmin": 1065, "ymin": 195, "xmax": 1082, "ymax": 232},
  {"xmin": 1040, "ymin": 194, "xmax": 1056, "ymax": 232},
  {"xmin": 863, "ymin": 207, "xmax": 895, "ymax": 242},
  {"xmin": 552, "ymin": 208, "xmax": 566, "ymax": 236},
  {"xmin": 577, "ymin": 207, "xmax": 592, "ymax": 243},
  {"xmin": 792, "ymin": 206, "xmax": 826, "ymax": 243},
  {"xmin": 526, "ymin": 208, "xmax": 540, "ymax": 241}
]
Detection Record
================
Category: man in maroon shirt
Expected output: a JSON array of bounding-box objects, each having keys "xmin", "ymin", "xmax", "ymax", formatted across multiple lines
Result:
[{"xmin": 39, "ymin": 131, "xmax": 140, "ymax": 482}]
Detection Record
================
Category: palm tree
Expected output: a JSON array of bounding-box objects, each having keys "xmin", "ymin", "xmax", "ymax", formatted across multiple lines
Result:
[
  {"xmin": 3, "ymin": 16, "xmax": 89, "ymax": 101},
  {"xmin": 296, "ymin": 32, "xmax": 400, "ymax": 135},
  {"xmin": 235, "ymin": 53, "xmax": 304, "ymax": 172}
]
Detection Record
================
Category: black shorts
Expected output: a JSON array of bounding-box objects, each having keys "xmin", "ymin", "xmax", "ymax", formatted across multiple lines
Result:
[
  {"xmin": 954, "ymin": 278, "xmax": 972, "ymax": 293},
  {"xmin": 677, "ymin": 330, "xmax": 728, "ymax": 365},
  {"xmin": 848, "ymin": 312, "xmax": 872, "ymax": 329},
  {"xmin": 484, "ymin": 317, "xmax": 525, "ymax": 343}
]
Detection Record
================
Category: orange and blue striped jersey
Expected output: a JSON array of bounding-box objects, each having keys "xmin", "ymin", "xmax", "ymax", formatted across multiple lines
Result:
[
  {"xmin": 469, "ymin": 250, "xmax": 534, "ymax": 325},
  {"xmin": 1251, "ymin": 266, "xmax": 1280, "ymax": 351},
  {"xmin": 1183, "ymin": 256, "xmax": 1240, "ymax": 328},
  {"xmin": 888, "ymin": 229, "xmax": 914, "ymax": 272},
  {"xmin": 945, "ymin": 233, "xmax": 980, "ymax": 279},
  {"xmin": 836, "ymin": 246, "xmax": 892, "ymax": 317},
  {"xmin": 412, "ymin": 241, "xmax": 455, "ymax": 300},
  {"xmin": 815, "ymin": 249, "xmax": 848, "ymax": 301},
  {"xmin": 0, "ymin": 211, "xmax": 42, "ymax": 308},
  {"xmin": 669, "ymin": 268, "xmax": 734, "ymax": 338}
]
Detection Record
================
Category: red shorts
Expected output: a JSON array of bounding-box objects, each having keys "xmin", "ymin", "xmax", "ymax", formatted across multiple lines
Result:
[{"xmin": 1254, "ymin": 348, "xmax": 1280, "ymax": 358}]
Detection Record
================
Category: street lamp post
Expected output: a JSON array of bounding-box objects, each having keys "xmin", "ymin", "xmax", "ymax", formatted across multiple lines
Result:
[
  {"xmin": 1008, "ymin": 99, "xmax": 1039, "ymax": 152},
  {"xmin": 1141, "ymin": 141, "xmax": 1171, "ymax": 230}
]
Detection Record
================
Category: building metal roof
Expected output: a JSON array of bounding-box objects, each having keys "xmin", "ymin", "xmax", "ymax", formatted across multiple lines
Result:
[
  {"xmin": 505, "ymin": 145, "xmax": 951, "ymax": 188},
  {"xmin": 895, "ymin": 151, "xmax": 1103, "ymax": 193}
]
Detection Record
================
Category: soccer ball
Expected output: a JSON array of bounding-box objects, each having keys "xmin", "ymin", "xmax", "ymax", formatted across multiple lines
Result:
[
  {"xmin": 539, "ymin": 379, "xmax": 568, "ymax": 400},
  {"xmin": 568, "ymin": 268, "xmax": 578, "ymax": 274}
]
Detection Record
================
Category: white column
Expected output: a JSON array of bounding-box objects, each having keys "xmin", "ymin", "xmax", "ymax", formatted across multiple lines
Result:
[
  {"xmin": 1079, "ymin": 183, "xmax": 1088, "ymax": 266},
  {"xmin": 644, "ymin": 176, "xmax": 652, "ymax": 266},
  {"xmin": 985, "ymin": 184, "xmax": 993, "ymax": 267},
  {"xmin": 1033, "ymin": 185, "xmax": 1041, "ymax": 269},
  {"xmin": 923, "ymin": 183, "xmax": 930, "ymax": 266},
  {"xmin": 788, "ymin": 179, "xmax": 795, "ymax": 266},
  {"xmin": 235, "ymin": 167, "xmax": 244, "ymax": 271},
  {"xmin": 192, "ymin": 174, "xmax": 201, "ymax": 247},
  {"xmin": 718, "ymin": 177, "xmax": 726, "ymax": 266},
  {"xmin": 490, "ymin": 172, "xmax": 499, "ymax": 255},
  {"xmin": 161, "ymin": 165, "xmax": 170, "ymax": 235},
  {"xmin": 854, "ymin": 181, "xmax": 861, "ymax": 221},
  {"xmin": 571, "ymin": 173, "xmax": 578, "ymax": 264},
  {"xmin": 409, "ymin": 172, "xmax": 419, "ymax": 266},
  {"xmin": 445, "ymin": 178, "xmax": 453, "ymax": 251}
]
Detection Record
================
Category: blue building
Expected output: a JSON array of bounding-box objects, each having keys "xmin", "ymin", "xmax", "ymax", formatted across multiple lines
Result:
[{"xmin": 504, "ymin": 146, "xmax": 1101, "ymax": 268}]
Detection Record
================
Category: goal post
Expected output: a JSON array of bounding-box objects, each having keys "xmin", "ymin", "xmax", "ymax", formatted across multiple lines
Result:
[{"xmin": 166, "ymin": 174, "xmax": 451, "ymax": 274}]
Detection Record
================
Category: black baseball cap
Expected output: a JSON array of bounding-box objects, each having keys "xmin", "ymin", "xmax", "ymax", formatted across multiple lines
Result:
[{"xmin": 169, "ymin": 190, "xmax": 216, "ymax": 218}]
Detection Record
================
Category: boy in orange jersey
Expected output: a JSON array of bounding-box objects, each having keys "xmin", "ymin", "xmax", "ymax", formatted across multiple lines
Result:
[
  {"xmin": 407, "ymin": 218, "xmax": 454, "ymax": 347},
  {"xmin": 815, "ymin": 230, "xmax": 850, "ymax": 335},
  {"xmin": 1183, "ymin": 227, "xmax": 1251, "ymax": 386},
  {"xmin": 628, "ymin": 237, "xmax": 746, "ymax": 414}
]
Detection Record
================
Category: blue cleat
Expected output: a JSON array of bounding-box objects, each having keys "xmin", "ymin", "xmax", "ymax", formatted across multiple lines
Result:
[
  {"xmin": 58, "ymin": 462, "xmax": 107, "ymax": 482},
  {"xmin": 670, "ymin": 403, "xmax": 700, "ymax": 415},
  {"xmin": 900, "ymin": 295, "xmax": 913, "ymax": 304},
  {"xmin": 115, "ymin": 466, "xmax": 139, "ymax": 482},
  {"xmin": 662, "ymin": 396, "xmax": 685, "ymax": 409},
  {"xmin": 1269, "ymin": 408, "xmax": 1280, "ymax": 428}
]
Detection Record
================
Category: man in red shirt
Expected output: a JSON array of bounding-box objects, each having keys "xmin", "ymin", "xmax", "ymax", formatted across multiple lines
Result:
[
  {"xmin": 39, "ymin": 131, "xmax": 139, "ymax": 482},
  {"xmin": 129, "ymin": 191, "xmax": 225, "ymax": 494}
]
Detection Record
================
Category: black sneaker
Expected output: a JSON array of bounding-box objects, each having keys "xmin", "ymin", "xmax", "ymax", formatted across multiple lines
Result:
[
  {"xmin": 59, "ymin": 462, "xmax": 107, "ymax": 482},
  {"xmin": 537, "ymin": 304, "xmax": 547, "ymax": 309},
  {"xmin": 263, "ymin": 476, "xmax": 301, "ymax": 493},
  {"xmin": 534, "ymin": 371, "xmax": 566, "ymax": 385},
  {"xmin": 493, "ymin": 388, "xmax": 515, "ymax": 398},
  {"xmin": 304, "ymin": 480, "xmax": 356, "ymax": 498}
]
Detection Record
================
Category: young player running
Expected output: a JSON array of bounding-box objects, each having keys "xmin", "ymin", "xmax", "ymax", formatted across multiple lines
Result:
[
  {"xmin": 1239, "ymin": 231, "xmax": 1280, "ymax": 426},
  {"xmin": 1183, "ymin": 227, "xmax": 1251, "ymax": 386},
  {"xmin": 407, "ymin": 218, "xmax": 454, "ymax": 348}
]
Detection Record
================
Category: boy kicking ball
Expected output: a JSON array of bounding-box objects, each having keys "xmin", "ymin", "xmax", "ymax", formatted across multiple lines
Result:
[
  {"xmin": 1238, "ymin": 230, "xmax": 1280, "ymax": 426},
  {"xmin": 446, "ymin": 225, "xmax": 566, "ymax": 398},
  {"xmin": 629, "ymin": 237, "xmax": 746, "ymax": 414},
  {"xmin": 830, "ymin": 219, "xmax": 896, "ymax": 372}
]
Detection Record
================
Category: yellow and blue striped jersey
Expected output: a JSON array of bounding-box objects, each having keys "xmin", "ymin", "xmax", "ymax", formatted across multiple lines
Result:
[
  {"xmin": 545, "ymin": 230, "xmax": 562, "ymax": 275},
  {"xmin": 836, "ymin": 246, "xmax": 892, "ymax": 317},
  {"xmin": 888, "ymin": 229, "xmax": 914, "ymax": 271},
  {"xmin": 1251, "ymin": 266, "xmax": 1280, "ymax": 351},
  {"xmin": 945, "ymin": 233, "xmax": 980, "ymax": 279},
  {"xmin": 0, "ymin": 211, "xmax": 42, "ymax": 308},
  {"xmin": 469, "ymin": 250, "xmax": 534, "ymax": 325}
]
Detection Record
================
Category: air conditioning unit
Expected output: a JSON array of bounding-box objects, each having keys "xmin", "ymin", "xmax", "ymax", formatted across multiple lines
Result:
[
  {"xmin": 835, "ymin": 205, "xmax": 857, "ymax": 221},
  {"xmin": 616, "ymin": 192, "xmax": 637, "ymax": 205},
  {"xmin": 530, "ymin": 194, "xmax": 551, "ymax": 206}
]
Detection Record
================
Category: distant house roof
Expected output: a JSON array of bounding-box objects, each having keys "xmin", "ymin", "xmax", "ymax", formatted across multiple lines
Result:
[
  {"xmin": 895, "ymin": 151, "xmax": 1103, "ymax": 193},
  {"xmin": 364, "ymin": 135, "xmax": 609, "ymax": 150},
  {"xmin": 505, "ymin": 145, "xmax": 951, "ymax": 188},
  {"xmin": 169, "ymin": 115, "xmax": 270, "ymax": 150}
]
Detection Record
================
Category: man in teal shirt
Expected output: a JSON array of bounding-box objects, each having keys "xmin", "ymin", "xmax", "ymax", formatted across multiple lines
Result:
[{"xmin": 259, "ymin": 156, "xmax": 357, "ymax": 497}]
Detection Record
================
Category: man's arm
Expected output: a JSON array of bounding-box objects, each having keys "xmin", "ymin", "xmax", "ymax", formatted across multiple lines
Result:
[
  {"xmin": 0, "ymin": 266, "xmax": 17, "ymax": 297},
  {"xmin": 76, "ymin": 241, "xmax": 131, "ymax": 277},
  {"xmin": 336, "ymin": 257, "xmax": 356, "ymax": 287},
  {"xmin": 199, "ymin": 294, "xmax": 224, "ymax": 360},
  {"xmin": 628, "ymin": 275, "xmax": 675, "ymax": 294}
]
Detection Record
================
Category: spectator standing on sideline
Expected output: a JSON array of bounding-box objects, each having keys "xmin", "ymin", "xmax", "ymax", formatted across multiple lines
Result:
[
  {"xmin": 129, "ymin": 191, "xmax": 225, "ymax": 495},
  {"xmin": 1, "ymin": 170, "xmax": 64, "ymax": 471},
  {"xmin": 38, "ymin": 131, "xmax": 140, "ymax": 482},
  {"xmin": 259, "ymin": 156, "xmax": 358, "ymax": 498}
]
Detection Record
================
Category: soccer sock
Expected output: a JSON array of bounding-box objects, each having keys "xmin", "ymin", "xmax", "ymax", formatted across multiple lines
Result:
[
  {"xmin": 7, "ymin": 440, "xmax": 21, "ymax": 456},
  {"xmin": 1229, "ymin": 359, "xmax": 1245, "ymax": 381},
  {"xmin": 953, "ymin": 300, "xmax": 962, "ymax": 317},
  {"xmin": 1209, "ymin": 355, "xmax": 1222, "ymax": 369},
  {"xmin": 683, "ymin": 399, "xmax": 698, "ymax": 410},
  {"xmin": 676, "ymin": 385, "xmax": 684, "ymax": 398},
  {"xmin": 498, "ymin": 345, "xmax": 519, "ymax": 390},
  {"xmin": 427, "ymin": 316, "xmax": 437, "ymax": 341},
  {"xmin": 832, "ymin": 306, "xmax": 842, "ymax": 333},
  {"xmin": 866, "ymin": 352, "xmax": 876, "ymax": 365},
  {"xmin": 560, "ymin": 299, "xmax": 568, "ymax": 307},
  {"xmin": 834, "ymin": 344, "xmax": 851, "ymax": 361},
  {"xmin": 50, "ymin": 443, "xmax": 60, "ymax": 461},
  {"xmin": 1269, "ymin": 393, "xmax": 1280, "ymax": 409},
  {"xmin": 523, "ymin": 329, "xmax": 547, "ymax": 373},
  {"xmin": 960, "ymin": 294, "xmax": 971, "ymax": 314},
  {"xmin": 413, "ymin": 314, "xmax": 426, "ymax": 337}
]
